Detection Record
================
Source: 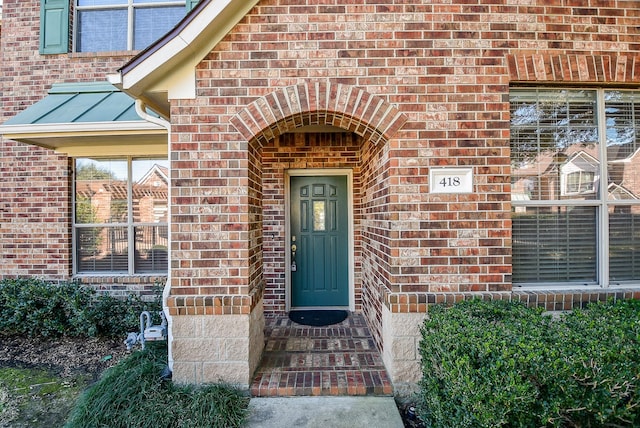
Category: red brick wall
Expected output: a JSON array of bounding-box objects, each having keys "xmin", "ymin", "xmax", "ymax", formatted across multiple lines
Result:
[
  {"xmin": 164, "ymin": 0, "xmax": 640, "ymax": 338},
  {"xmin": 3, "ymin": 0, "xmax": 640, "ymax": 323},
  {"xmin": 0, "ymin": 0, "xmax": 140, "ymax": 290}
]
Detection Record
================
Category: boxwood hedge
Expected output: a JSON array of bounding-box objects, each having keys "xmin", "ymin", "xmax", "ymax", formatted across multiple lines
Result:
[
  {"xmin": 418, "ymin": 298, "xmax": 640, "ymax": 427},
  {"xmin": 0, "ymin": 278, "xmax": 162, "ymax": 338}
]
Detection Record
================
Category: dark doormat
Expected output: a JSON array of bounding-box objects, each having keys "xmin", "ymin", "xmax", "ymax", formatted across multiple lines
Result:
[{"xmin": 288, "ymin": 310, "xmax": 349, "ymax": 327}]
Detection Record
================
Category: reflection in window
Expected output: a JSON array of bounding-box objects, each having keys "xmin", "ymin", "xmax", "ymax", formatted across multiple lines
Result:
[
  {"xmin": 510, "ymin": 89, "xmax": 598, "ymax": 202},
  {"xmin": 313, "ymin": 201, "xmax": 326, "ymax": 231},
  {"xmin": 511, "ymin": 88, "xmax": 640, "ymax": 286},
  {"xmin": 606, "ymin": 91, "xmax": 640, "ymax": 199},
  {"xmin": 565, "ymin": 171, "xmax": 595, "ymax": 194},
  {"xmin": 74, "ymin": 157, "xmax": 168, "ymax": 274}
]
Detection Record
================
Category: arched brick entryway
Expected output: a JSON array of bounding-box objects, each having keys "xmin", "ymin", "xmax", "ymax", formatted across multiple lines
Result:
[
  {"xmin": 230, "ymin": 81, "xmax": 407, "ymax": 146},
  {"xmin": 230, "ymin": 82, "xmax": 408, "ymax": 396}
]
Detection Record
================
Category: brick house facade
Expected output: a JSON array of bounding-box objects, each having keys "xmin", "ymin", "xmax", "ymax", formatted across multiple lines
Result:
[{"xmin": 2, "ymin": 0, "xmax": 640, "ymax": 391}]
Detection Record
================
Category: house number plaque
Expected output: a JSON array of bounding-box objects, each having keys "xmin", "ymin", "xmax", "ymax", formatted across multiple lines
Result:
[{"xmin": 429, "ymin": 167, "xmax": 473, "ymax": 194}]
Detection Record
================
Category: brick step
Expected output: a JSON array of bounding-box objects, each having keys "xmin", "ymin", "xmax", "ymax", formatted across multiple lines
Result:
[
  {"xmin": 264, "ymin": 337, "xmax": 379, "ymax": 352},
  {"xmin": 266, "ymin": 326, "xmax": 372, "ymax": 338},
  {"xmin": 257, "ymin": 350, "xmax": 386, "ymax": 371},
  {"xmin": 250, "ymin": 369, "xmax": 393, "ymax": 397},
  {"xmin": 252, "ymin": 314, "xmax": 394, "ymax": 397}
]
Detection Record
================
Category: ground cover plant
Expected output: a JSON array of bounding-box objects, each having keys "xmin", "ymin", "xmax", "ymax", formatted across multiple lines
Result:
[
  {"xmin": 66, "ymin": 343, "xmax": 249, "ymax": 428},
  {"xmin": 0, "ymin": 278, "xmax": 249, "ymax": 427},
  {"xmin": 418, "ymin": 298, "xmax": 640, "ymax": 428},
  {"xmin": 0, "ymin": 366, "xmax": 90, "ymax": 427}
]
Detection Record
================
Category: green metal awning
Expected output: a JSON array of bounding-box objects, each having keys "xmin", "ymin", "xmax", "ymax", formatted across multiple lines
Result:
[{"xmin": 0, "ymin": 82, "xmax": 167, "ymax": 156}]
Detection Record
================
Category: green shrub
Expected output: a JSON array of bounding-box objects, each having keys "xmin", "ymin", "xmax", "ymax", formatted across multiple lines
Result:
[
  {"xmin": 547, "ymin": 299, "xmax": 640, "ymax": 427},
  {"xmin": 418, "ymin": 298, "xmax": 640, "ymax": 428},
  {"xmin": 65, "ymin": 344, "xmax": 248, "ymax": 428},
  {"xmin": 0, "ymin": 278, "xmax": 162, "ymax": 338}
]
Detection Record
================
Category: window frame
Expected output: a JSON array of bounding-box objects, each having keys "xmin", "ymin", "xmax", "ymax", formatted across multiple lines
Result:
[
  {"xmin": 72, "ymin": 156, "xmax": 169, "ymax": 276},
  {"xmin": 73, "ymin": 0, "xmax": 186, "ymax": 53},
  {"xmin": 510, "ymin": 87, "xmax": 640, "ymax": 289}
]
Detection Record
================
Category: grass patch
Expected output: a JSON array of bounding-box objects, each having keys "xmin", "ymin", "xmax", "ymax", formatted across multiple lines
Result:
[
  {"xmin": 65, "ymin": 343, "xmax": 249, "ymax": 428},
  {"xmin": 0, "ymin": 367, "xmax": 90, "ymax": 427}
]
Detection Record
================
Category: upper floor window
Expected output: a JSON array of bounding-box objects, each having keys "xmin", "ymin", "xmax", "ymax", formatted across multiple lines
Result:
[
  {"xmin": 75, "ymin": 0, "xmax": 186, "ymax": 52},
  {"xmin": 74, "ymin": 157, "xmax": 168, "ymax": 275},
  {"xmin": 41, "ymin": 0, "xmax": 199, "ymax": 54}
]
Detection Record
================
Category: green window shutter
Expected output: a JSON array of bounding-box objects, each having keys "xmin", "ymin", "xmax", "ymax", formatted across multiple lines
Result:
[
  {"xmin": 40, "ymin": 0, "xmax": 69, "ymax": 54},
  {"xmin": 186, "ymin": 1, "xmax": 200, "ymax": 12}
]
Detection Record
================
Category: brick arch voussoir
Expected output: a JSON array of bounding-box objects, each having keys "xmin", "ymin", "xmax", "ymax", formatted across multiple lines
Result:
[
  {"xmin": 230, "ymin": 81, "xmax": 407, "ymax": 145},
  {"xmin": 507, "ymin": 53, "xmax": 640, "ymax": 84}
]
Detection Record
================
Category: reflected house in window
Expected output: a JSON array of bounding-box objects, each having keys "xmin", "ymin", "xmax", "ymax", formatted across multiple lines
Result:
[
  {"xmin": 561, "ymin": 151, "xmax": 599, "ymax": 197},
  {"xmin": 136, "ymin": 164, "xmax": 169, "ymax": 224},
  {"xmin": 133, "ymin": 165, "xmax": 169, "ymax": 269},
  {"xmin": 512, "ymin": 152, "xmax": 558, "ymax": 205},
  {"xmin": 608, "ymin": 143, "xmax": 640, "ymax": 201},
  {"xmin": 75, "ymin": 164, "xmax": 168, "ymax": 273},
  {"xmin": 513, "ymin": 143, "xmax": 640, "ymax": 207}
]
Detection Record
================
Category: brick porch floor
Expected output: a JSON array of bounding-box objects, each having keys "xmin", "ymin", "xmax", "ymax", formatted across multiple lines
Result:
[{"xmin": 250, "ymin": 312, "xmax": 394, "ymax": 397}]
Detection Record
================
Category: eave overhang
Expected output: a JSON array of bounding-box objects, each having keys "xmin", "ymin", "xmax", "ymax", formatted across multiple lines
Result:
[
  {"xmin": 108, "ymin": 0, "xmax": 259, "ymax": 118},
  {"xmin": 0, "ymin": 122, "xmax": 167, "ymax": 156}
]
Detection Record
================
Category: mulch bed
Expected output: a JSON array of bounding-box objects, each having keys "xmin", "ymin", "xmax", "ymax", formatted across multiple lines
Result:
[{"xmin": 0, "ymin": 334, "xmax": 130, "ymax": 380}]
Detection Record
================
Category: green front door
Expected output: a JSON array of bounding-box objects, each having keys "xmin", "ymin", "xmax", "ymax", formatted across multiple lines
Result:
[{"xmin": 290, "ymin": 175, "xmax": 349, "ymax": 307}]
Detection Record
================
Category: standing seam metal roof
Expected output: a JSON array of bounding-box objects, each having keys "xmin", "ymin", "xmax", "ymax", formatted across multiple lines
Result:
[{"xmin": 2, "ymin": 82, "xmax": 153, "ymax": 126}]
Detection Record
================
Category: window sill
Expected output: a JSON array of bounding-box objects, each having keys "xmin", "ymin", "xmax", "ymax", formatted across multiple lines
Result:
[
  {"xmin": 74, "ymin": 273, "xmax": 167, "ymax": 279},
  {"xmin": 68, "ymin": 50, "xmax": 140, "ymax": 59},
  {"xmin": 514, "ymin": 284, "xmax": 640, "ymax": 291}
]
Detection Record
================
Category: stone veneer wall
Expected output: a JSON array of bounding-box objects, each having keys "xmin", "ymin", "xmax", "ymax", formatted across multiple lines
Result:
[{"xmin": 171, "ymin": 300, "xmax": 264, "ymax": 387}]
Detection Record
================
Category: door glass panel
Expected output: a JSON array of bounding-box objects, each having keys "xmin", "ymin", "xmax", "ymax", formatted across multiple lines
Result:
[{"xmin": 313, "ymin": 201, "xmax": 326, "ymax": 231}]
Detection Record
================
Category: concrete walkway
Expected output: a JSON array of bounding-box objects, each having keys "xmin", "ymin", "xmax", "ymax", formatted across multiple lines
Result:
[{"xmin": 246, "ymin": 396, "xmax": 404, "ymax": 428}]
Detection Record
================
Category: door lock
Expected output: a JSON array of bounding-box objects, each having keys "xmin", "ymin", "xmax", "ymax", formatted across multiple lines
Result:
[{"xmin": 291, "ymin": 236, "xmax": 297, "ymax": 271}]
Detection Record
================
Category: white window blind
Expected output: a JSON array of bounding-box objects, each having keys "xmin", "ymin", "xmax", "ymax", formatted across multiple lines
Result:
[
  {"xmin": 75, "ymin": 0, "xmax": 186, "ymax": 52},
  {"xmin": 511, "ymin": 89, "xmax": 640, "ymax": 287}
]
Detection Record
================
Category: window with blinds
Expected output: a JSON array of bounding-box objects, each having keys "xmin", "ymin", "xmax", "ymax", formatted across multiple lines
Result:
[
  {"xmin": 511, "ymin": 89, "xmax": 640, "ymax": 287},
  {"xmin": 74, "ymin": 157, "xmax": 168, "ymax": 275},
  {"xmin": 75, "ymin": 0, "xmax": 187, "ymax": 52}
]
